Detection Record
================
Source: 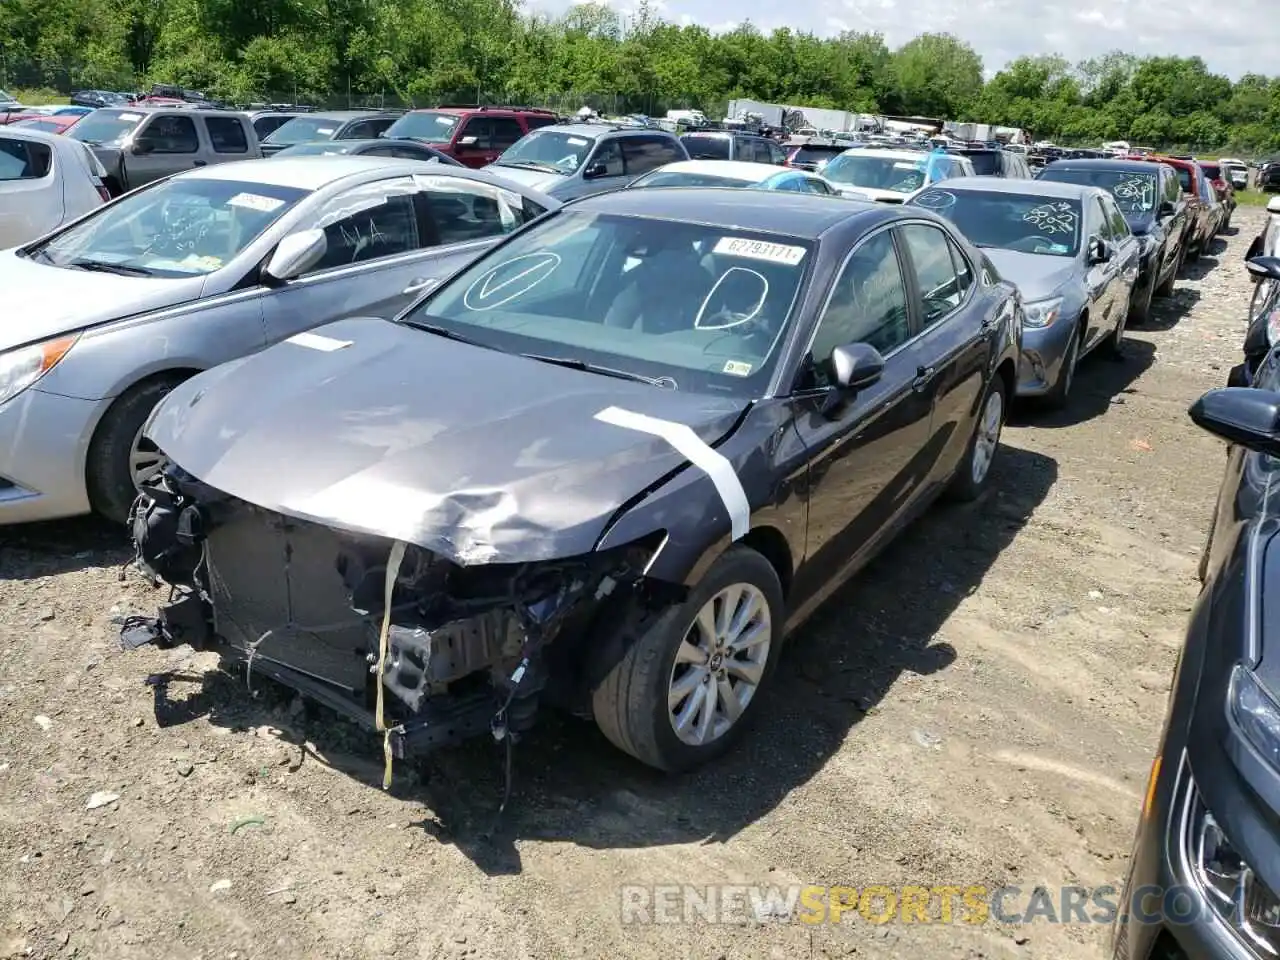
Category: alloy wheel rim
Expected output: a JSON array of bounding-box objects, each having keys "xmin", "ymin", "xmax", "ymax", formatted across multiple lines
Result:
[
  {"xmin": 667, "ymin": 583, "xmax": 772, "ymax": 747},
  {"xmin": 129, "ymin": 424, "xmax": 168, "ymax": 491},
  {"xmin": 972, "ymin": 388, "xmax": 1004, "ymax": 486}
]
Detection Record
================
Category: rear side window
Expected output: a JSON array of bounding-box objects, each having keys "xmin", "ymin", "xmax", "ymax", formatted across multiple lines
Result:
[
  {"xmin": 205, "ymin": 117, "xmax": 248, "ymax": 154},
  {"xmin": 417, "ymin": 176, "xmax": 528, "ymax": 246},
  {"xmin": 966, "ymin": 152, "xmax": 1000, "ymax": 176},
  {"xmin": 0, "ymin": 138, "xmax": 52, "ymax": 180}
]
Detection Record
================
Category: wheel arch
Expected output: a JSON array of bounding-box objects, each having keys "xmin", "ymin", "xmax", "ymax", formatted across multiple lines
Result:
[{"xmin": 83, "ymin": 366, "xmax": 203, "ymax": 485}]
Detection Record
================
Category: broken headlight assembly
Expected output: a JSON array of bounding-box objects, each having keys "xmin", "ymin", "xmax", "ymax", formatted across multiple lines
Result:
[
  {"xmin": 1185, "ymin": 788, "xmax": 1280, "ymax": 956},
  {"xmin": 119, "ymin": 470, "xmax": 668, "ymax": 798}
]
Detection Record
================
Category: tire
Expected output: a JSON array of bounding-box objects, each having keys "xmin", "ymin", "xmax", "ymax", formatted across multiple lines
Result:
[
  {"xmin": 1043, "ymin": 324, "xmax": 1081, "ymax": 410},
  {"xmin": 1128, "ymin": 274, "xmax": 1154, "ymax": 325},
  {"xmin": 86, "ymin": 377, "xmax": 184, "ymax": 525},
  {"xmin": 591, "ymin": 546, "xmax": 784, "ymax": 772},
  {"xmin": 1104, "ymin": 308, "xmax": 1128, "ymax": 360},
  {"xmin": 945, "ymin": 374, "xmax": 1006, "ymax": 502},
  {"xmin": 1155, "ymin": 248, "xmax": 1179, "ymax": 298}
]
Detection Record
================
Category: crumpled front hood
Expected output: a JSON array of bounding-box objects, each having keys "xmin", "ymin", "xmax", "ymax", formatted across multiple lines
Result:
[
  {"xmin": 486, "ymin": 164, "xmax": 568, "ymax": 195},
  {"xmin": 982, "ymin": 249, "xmax": 1079, "ymax": 302},
  {"xmin": 0, "ymin": 250, "xmax": 196, "ymax": 352},
  {"xmin": 147, "ymin": 317, "xmax": 749, "ymax": 565}
]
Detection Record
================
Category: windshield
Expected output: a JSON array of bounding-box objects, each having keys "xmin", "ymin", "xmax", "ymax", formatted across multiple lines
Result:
[
  {"xmin": 1038, "ymin": 168, "xmax": 1158, "ymax": 214},
  {"xmin": 682, "ymin": 135, "xmax": 731, "ymax": 160},
  {"xmin": 264, "ymin": 116, "xmax": 348, "ymax": 145},
  {"xmin": 382, "ymin": 111, "xmax": 460, "ymax": 144},
  {"xmin": 496, "ymin": 130, "xmax": 593, "ymax": 173},
  {"xmin": 68, "ymin": 109, "xmax": 144, "ymax": 146},
  {"xmin": 911, "ymin": 187, "xmax": 1083, "ymax": 257},
  {"xmin": 401, "ymin": 211, "xmax": 812, "ymax": 396},
  {"xmin": 28, "ymin": 177, "xmax": 309, "ymax": 277},
  {"xmin": 823, "ymin": 153, "xmax": 929, "ymax": 193},
  {"xmin": 631, "ymin": 171, "xmax": 756, "ymax": 189}
]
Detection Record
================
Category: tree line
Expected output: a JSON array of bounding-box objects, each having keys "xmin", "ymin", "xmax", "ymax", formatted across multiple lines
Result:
[{"xmin": 3, "ymin": 0, "xmax": 1279, "ymax": 153}]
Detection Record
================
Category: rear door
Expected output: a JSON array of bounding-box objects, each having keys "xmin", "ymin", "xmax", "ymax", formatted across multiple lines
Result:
[
  {"xmin": 895, "ymin": 220, "xmax": 994, "ymax": 487},
  {"xmin": 259, "ymin": 174, "xmax": 532, "ymax": 343},
  {"xmin": 202, "ymin": 115, "xmax": 252, "ymax": 164},
  {"xmin": 1085, "ymin": 195, "xmax": 1118, "ymax": 343}
]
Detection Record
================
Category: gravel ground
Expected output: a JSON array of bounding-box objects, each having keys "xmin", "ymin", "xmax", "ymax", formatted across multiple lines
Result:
[{"xmin": 0, "ymin": 210, "xmax": 1263, "ymax": 960}]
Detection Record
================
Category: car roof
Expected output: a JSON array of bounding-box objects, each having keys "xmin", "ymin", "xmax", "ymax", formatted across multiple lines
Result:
[
  {"xmin": 181, "ymin": 155, "xmax": 495, "ymax": 190},
  {"xmin": 1045, "ymin": 158, "xmax": 1169, "ymax": 173},
  {"xmin": 836, "ymin": 147, "xmax": 928, "ymax": 162},
  {"xmin": 646, "ymin": 160, "xmax": 792, "ymax": 182},
  {"xmin": 288, "ymin": 110, "xmax": 383, "ymax": 121},
  {"xmin": 96, "ymin": 105, "xmax": 248, "ymax": 118},
  {"xmin": 568, "ymin": 186, "xmax": 885, "ymax": 239},
  {"xmin": 930, "ymin": 177, "xmax": 1107, "ymax": 201}
]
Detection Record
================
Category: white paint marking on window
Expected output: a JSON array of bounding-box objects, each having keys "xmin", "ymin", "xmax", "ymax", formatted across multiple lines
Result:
[{"xmin": 594, "ymin": 406, "xmax": 749, "ymax": 541}]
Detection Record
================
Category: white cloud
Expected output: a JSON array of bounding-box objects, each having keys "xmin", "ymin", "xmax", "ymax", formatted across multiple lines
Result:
[{"xmin": 536, "ymin": 0, "xmax": 1280, "ymax": 79}]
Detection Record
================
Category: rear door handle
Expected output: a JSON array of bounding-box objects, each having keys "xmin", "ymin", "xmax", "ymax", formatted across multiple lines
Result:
[
  {"xmin": 912, "ymin": 365, "xmax": 936, "ymax": 391},
  {"xmin": 192, "ymin": 160, "xmax": 207, "ymax": 167},
  {"xmin": 402, "ymin": 277, "xmax": 437, "ymax": 296}
]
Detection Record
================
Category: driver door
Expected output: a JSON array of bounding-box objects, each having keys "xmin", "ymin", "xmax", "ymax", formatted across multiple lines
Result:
[
  {"xmin": 1083, "ymin": 196, "xmax": 1116, "ymax": 345},
  {"xmin": 788, "ymin": 228, "xmax": 935, "ymax": 607}
]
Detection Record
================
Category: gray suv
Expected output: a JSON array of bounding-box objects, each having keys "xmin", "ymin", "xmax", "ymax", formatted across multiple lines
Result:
[
  {"xmin": 680, "ymin": 130, "xmax": 787, "ymax": 164},
  {"xmin": 483, "ymin": 123, "xmax": 688, "ymax": 200}
]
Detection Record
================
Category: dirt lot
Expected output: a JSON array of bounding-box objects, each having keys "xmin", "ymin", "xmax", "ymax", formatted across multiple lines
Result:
[{"xmin": 0, "ymin": 209, "xmax": 1264, "ymax": 960}]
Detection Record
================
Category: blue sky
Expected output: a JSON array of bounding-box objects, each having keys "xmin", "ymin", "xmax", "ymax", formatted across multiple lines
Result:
[{"xmin": 526, "ymin": 0, "xmax": 1277, "ymax": 81}]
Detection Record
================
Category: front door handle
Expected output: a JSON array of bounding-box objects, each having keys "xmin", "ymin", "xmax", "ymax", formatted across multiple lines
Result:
[
  {"xmin": 912, "ymin": 365, "xmax": 936, "ymax": 391},
  {"xmin": 192, "ymin": 159, "xmax": 207, "ymax": 167},
  {"xmin": 402, "ymin": 277, "xmax": 437, "ymax": 296}
]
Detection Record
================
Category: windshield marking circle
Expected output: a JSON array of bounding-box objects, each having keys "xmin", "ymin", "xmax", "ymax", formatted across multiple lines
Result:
[
  {"xmin": 695, "ymin": 267, "xmax": 768, "ymax": 329},
  {"xmin": 914, "ymin": 190, "xmax": 956, "ymax": 209},
  {"xmin": 463, "ymin": 252, "xmax": 562, "ymax": 311},
  {"xmin": 594, "ymin": 406, "xmax": 749, "ymax": 541}
]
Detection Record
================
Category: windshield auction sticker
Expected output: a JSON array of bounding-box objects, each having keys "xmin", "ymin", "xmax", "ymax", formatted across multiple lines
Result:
[{"xmin": 713, "ymin": 237, "xmax": 806, "ymax": 266}]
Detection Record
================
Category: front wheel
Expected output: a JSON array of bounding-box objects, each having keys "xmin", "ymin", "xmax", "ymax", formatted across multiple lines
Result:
[
  {"xmin": 592, "ymin": 546, "xmax": 784, "ymax": 772},
  {"xmin": 86, "ymin": 378, "xmax": 182, "ymax": 524},
  {"xmin": 1044, "ymin": 326, "xmax": 1081, "ymax": 410},
  {"xmin": 946, "ymin": 376, "xmax": 1006, "ymax": 502}
]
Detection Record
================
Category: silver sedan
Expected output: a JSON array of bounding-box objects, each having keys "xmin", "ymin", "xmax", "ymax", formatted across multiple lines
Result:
[{"xmin": 0, "ymin": 156, "xmax": 559, "ymax": 524}]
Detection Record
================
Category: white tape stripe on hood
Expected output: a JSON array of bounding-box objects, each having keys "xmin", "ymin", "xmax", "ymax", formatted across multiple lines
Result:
[{"xmin": 594, "ymin": 405, "xmax": 750, "ymax": 541}]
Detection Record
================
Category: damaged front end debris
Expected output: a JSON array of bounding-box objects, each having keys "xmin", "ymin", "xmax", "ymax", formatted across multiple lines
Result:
[{"xmin": 119, "ymin": 468, "xmax": 668, "ymax": 794}]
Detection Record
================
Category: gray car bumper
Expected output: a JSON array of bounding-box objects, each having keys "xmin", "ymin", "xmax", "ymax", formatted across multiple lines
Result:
[
  {"xmin": 0, "ymin": 388, "xmax": 101, "ymax": 524},
  {"xmin": 1016, "ymin": 320, "xmax": 1077, "ymax": 396}
]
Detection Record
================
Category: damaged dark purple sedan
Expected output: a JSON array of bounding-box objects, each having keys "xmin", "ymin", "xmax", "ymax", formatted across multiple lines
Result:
[{"xmin": 122, "ymin": 188, "xmax": 1022, "ymax": 780}]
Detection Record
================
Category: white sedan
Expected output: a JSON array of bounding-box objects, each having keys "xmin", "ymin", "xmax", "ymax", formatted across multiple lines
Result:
[
  {"xmin": 626, "ymin": 159, "xmax": 840, "ymax": 194},
  {"xmin": 0, "ymin": 127, "xmax": 109, "ymax": 248}
]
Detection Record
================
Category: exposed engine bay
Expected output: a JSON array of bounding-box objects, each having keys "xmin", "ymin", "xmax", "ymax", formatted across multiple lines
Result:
[{"xmin": 119, "ymin": 467, "xmax": 672, "ymax": 789}]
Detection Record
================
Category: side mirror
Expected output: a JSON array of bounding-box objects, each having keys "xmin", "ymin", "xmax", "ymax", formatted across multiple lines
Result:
[
  {"xmin": 1268, "ymin": 196, "xmax": 1280, "ymax": 215},
  {"xmin": 1087, "ymin": 237, "xmax": 1112, "ymax": 265},
  {"xmin": 456, "ymin": 135, "xmax": 478, "ymax": 148},
  {"xmin": 831, "ymin": 342, "xmax": 885, "ymax": 390},
  {"xmin": 131, "ymin": 138, "xmax": 154, "ymax": 155},
  {"xmin": 1245, "ymin": 256, "xmax": 1280, "ymax": 284},
  {"xmin": 1158, "ymin": 201, "xmax": 1176, "ymax": 216},
  {"xmin": 583, "ymin": 162, "xmax": 608, "ymax": 179},
  {"xmin": 262, "ymin": 228, "xmax": 327, "ymax": 285},
  {"xmin": 1189, "ymin": 387, "xmax": 1280, "ymax": 458}
]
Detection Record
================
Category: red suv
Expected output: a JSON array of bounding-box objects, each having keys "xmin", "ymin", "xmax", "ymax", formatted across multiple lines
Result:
[
  {"xmin": 382, "ymin": 105, "xmax": 560, "ymax": 168},
  {"xmin": 1128, "ymin": 155, "xmax": 1216, "ymax": 260}
]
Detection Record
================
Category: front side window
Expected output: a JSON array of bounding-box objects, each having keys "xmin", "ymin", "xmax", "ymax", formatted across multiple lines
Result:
[
  {"xmin": 138, "ymin": 115, "xmax": 198, "ymax": 154},
  {"xmin": 497, "ymin": 130, "xmax": 595, "ymax": 174},
  {"xmin": 402, "ymin": 211, "xmax": 813, "ymax": 396},
  {"xmin": 205, "ymin": 117, "xmax": 248, "ymax": 154},
  {"xmin": 899, "ymin": 223, "xmax": 964, "ymax": 326},
  {"xmin": 0, "ymin": 138, "xmax": 52, "ymax": 180},
  {"xmin": 910, "ymin": 187, "xmax": 1083, "ymax": 257},
  {"xmin": 302, "ymin": 177, "xmax": 420, "ymax": 272},
  {"xmin": 810, "ymin": 231, "xmax": 910, "ymax": 374},
  {"xmin": 381, "ymin": 111, "xmax": 461, "ymax": 145},
  {"xmin": 1103, "ymin": 196, "xmax": 1129, "ymax": 237},
  {"xmin": 588, "ymin": 139, "xmax": 625, "ymax": 176},
  {"xmin": 29, "ymin": 177, "xmax": 308, "ymax": 277}
]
